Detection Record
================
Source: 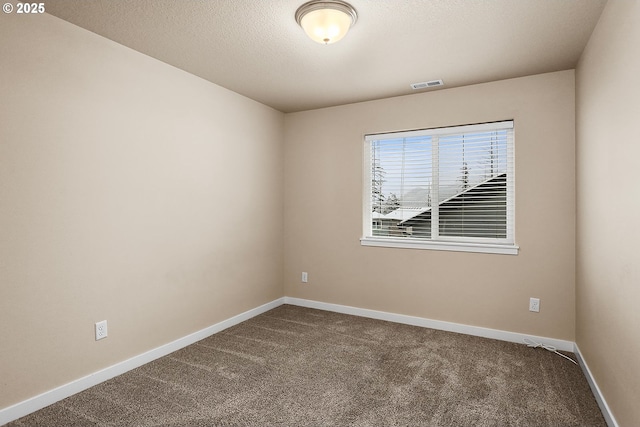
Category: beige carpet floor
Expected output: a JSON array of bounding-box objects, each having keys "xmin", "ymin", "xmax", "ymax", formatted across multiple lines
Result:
[{"xmin": 7, "ymin": 305, "xmax": 606, "ymax": 426}]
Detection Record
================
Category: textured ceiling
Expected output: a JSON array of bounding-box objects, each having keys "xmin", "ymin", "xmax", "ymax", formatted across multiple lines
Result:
[{"xmin": 45, "ymin": 0, "xmax": 606, "ymax": 113}]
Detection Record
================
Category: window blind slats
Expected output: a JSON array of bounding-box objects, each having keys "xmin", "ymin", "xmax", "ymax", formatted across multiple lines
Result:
[{"xmin": 366, "ymin": 121, "xmax": 514, "ymax": 245}]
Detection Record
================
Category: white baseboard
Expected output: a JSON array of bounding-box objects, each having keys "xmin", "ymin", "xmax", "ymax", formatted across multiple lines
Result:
[
  {"xmin": 573, "ymin": 343, "xmax": 619, "ymax": 427},
  {"xmin": 0, "ymin": 297, "xmax": 285, "ymax": 426},
  {"xmin": 4, "ymin": 296, "xmax": 615, "ymax": 427},
  {"xmin": 284, "ymin": 297, "xmax": 574, "ymax": 351}
]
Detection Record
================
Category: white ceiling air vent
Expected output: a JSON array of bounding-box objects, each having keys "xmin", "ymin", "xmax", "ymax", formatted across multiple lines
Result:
[{"xmin": 410, "ymin": 79, "xmax": 444, "ymax": 90}]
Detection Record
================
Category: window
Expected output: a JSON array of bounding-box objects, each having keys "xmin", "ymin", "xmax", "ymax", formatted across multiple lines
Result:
[{"xmin": 362, "ymin": 121, "xmax": 518, "ymax": 255}]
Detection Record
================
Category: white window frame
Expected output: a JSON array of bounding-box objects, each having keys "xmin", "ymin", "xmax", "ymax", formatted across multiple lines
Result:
[{"xmin": 361, "ymin": 121, "xmax": 519, "ymax": 255}]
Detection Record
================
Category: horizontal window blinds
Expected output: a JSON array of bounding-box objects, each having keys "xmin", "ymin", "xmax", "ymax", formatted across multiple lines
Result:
[{"xmin": 365, "ymin": 121, "xmax": 514, "ymax": 245}]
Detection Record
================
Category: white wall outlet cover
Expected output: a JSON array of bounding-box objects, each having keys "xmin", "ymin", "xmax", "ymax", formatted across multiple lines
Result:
[
  {"xmin": 529, "ymin": 298, "xmax": 540, "ymax": 313},
  {"xmin": 95, "ymin": 320, "xmax": 108, "ymax": 340}
]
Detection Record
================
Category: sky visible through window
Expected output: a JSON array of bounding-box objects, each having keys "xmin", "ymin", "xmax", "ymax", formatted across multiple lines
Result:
[{"xmin": 372, "ymin": 130, "xmax": 508, "ymax": 210}]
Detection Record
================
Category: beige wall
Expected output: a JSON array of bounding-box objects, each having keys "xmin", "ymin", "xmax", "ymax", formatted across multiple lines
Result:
[
  {"xmin": 284, "ymin": 71, "xmax": 576, "ymax": 340},
  {"xmin": 0, "ymin": 14, "xmax": 284, "ymax": 409},
  {"xmin": 576, "ymin": 2, "xmax": 640, "ymax": 426}
]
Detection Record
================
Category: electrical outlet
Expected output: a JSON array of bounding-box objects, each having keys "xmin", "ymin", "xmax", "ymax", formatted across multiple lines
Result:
[
  {"xmin": 95, "ymin": 320, "xmax": 108, "ymax": 340},
  {"xmin": 529, "ymin": 298, "xmax": 540, "ymax": 313},
  {"xmin": 301, "ymin": 272, "xmax": 308, "ymax": 283}
]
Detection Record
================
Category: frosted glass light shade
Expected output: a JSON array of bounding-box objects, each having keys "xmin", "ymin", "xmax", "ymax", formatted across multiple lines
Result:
[
  {"xmin": 295, "ymin": 1, "xmax": 357, "ymax": 45},
  {"xmin": 300, "ymin": 8, "xmax": 351, "ymax": 44}
]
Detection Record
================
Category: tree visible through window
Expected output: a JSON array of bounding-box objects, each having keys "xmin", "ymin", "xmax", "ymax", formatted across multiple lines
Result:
[{"xmin": 362, "ymin": 121, "xmax": 516, "ymax": 254}]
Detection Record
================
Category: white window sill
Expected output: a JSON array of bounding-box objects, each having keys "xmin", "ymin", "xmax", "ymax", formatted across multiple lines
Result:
[{"xmin": 360, "ymin": 237, "xmax": 519, "ymax": 255}]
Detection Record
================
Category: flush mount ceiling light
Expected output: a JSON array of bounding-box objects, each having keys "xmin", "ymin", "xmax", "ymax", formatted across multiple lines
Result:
[{"xmin": 295, "ymin": 0, "xmax": 358, "ymax": 45}]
